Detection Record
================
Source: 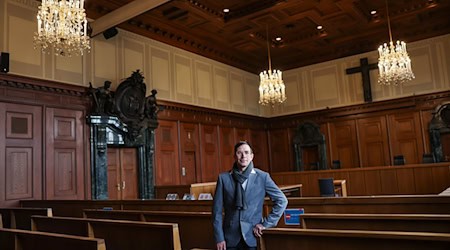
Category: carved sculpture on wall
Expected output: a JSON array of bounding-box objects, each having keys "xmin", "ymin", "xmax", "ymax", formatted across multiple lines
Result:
[
  {"xmin": 293, "ymin": 121, "xmax": 327, "ymax": 171},
  {"xmin": 87, "ymin": 70, "xmax": 161, "ymax": 200},
  {"xmin": 430, "ymin": 102, "xmax": 450, "ymax": 162}
]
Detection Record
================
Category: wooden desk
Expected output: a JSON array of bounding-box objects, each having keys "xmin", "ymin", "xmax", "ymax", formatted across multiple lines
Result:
[
  {"xmin": 280, "ymin": 184, "xmax": 302, "ymax": 197},
  {"xmin": 333, "ymin": 180, "xmax": 347, "ymax": 197}
]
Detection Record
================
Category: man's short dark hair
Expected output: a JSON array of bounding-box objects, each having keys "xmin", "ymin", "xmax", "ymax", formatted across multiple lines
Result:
[{"xmin": 234, "ymin": 141, "xmax": 253, "ymax": 153}]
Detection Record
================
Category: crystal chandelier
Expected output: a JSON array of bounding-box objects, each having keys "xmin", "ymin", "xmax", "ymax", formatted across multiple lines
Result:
[
  {"xmin": 377, "ymin": 0, "xmax": 414, "ymax": 85},
  {"xmin": 34, "ymin": 0, "xmax": 90, "ymax": 57},
  {"xmin": 259, "ymin": 27, "xmax": 286, "ymax": 106}
]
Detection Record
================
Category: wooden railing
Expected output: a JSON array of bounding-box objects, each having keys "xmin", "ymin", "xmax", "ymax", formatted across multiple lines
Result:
[{"xmin": 271, "ymin": 162, "xmax": 450, "ymax": 196}]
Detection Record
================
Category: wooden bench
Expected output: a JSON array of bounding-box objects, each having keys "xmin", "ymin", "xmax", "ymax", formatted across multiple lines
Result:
[
  {"xmin": 0, "ymin": 227, "xmax": 106, "ymax": 250},
  {"xmin": 296, "ymin": 213, "xmax": 450, "ymax": 233},
  {"xmin": 31, "ymin": 215, "xmax": 181, "ymax": 250},
  {"xmin": 267, "ymin": 195, "xmax": 450, "ymax": 215},
  {"xmin": 21, "ymin": 200, "xmax": 213, "ymax": 217},
  {"xmin": 190, "ymin": 182, "xmax": 216, "ymax": 199},
  {"xmin": 0, "ymin": 207, "xmax": 52, "ymax": 229},
  {"xmin": 83, "ymin": 209, "xmax": 215, "ymax": 250},
  {"xmin": 259, "ymin": 228, "xmax": 450, "ymax": 250}
]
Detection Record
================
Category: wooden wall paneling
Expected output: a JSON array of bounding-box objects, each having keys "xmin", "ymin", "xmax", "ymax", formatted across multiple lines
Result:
[
  {"xmin": 363, "ymin": 169, "xmax": 382, "ymax": 195},
  {"xmin": 388, "ymin": 111, "xmax": 424, "ymax": 165},
  {"xmin": 250, "ymin": 129, "xmax": 269, "ymax": 172},
  {"xmin": 304, "ymin": 172, "xmax": 322, "ymax": 196},
  {"xmin": 0, "ymin": 103, "xmax": 42, "ymax": 207},
  {"xmin": 0, "ymin": 103, "xmax": 5, "ymax": 206},
  {"xmin": 200, "ymin": 124, "xmax": 220, "ymax": 182},
  {"xmin": 420, "ymin": 109, "xmax": 433, "ymax": 154},
  {"xmin": 179, "ymin": 122, "xmax": 200, "ymax": 185},
  {"xmin": 347, "ymin": 171, "xmax": 366, "ymax": 196},
  {"xmin": 357, "ymin": 116, "xmax": 390, "ymax": 167},
  {"xmin": 413, "ymin": 166, "xmax": 435, "ymax": 194},
  {"xmin": 219, "ymin": 126, "xmax": 235, "ymax": 173},
  {"xmin": 268, "ymin": 129, "xmax": 291, "ymax": 172},
  {"xmin": 432, "ymin": 165, "xmax": 450, "ymax": 194},
  {"xmin": 45, "ymin": 107, "xmax": 85, "ymax": 200},
  {"xmin": 235, "ymin": 128, "xmax": 250, "ymax": 142},
  {"xmin": 396, "ymin": 167, "xmax": 416, "ymax": 194},
  {"xmin": 329, "ymin": 120, "xmax": 359, "ymax": 169},
  {"xmin": 379, "ymin": 168, "xmax": 399, "ymax": 194},
  {"xmin": 155, "ymin": 120, "xmax": 180, "ymax": 186}
]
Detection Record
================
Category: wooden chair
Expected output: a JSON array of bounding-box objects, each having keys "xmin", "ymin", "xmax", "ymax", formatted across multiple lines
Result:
[{"xmin": 318, "ymin": 178, "xmax": 336, "ymax": 197}]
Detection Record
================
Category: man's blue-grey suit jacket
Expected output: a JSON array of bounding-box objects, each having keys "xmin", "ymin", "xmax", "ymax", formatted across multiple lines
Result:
[{"xmin": 212, "ymin": 167, "xmax": 288, "ymax": 247}]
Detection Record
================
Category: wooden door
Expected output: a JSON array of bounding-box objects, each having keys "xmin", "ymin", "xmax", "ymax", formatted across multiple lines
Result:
[
  {"xmin": 179, "ymin": 122, "xmax": 199, "ymax": 185},
  {"xmin": 107, "ymin": 148, "xmax": 138, "ymax": 200}
]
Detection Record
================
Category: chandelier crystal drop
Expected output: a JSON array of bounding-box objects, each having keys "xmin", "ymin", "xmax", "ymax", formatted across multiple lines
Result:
[
  {"xmin": 378, "ymin": 40, "xmax": 414, "ymax": 85},
  {"xmin": 34, "ymin": 0, "xmax": 90, "ymax": 57},
  {"xmin": 259, "ymin": 27, "xmax": 286, "ymax": 106},
  {"xmin": 259, "ymin": 69, "xmax": 286, "ymax": 105},
  {"xmin": 377, "ymin": 0, "xmax": 414, "ymax": 86}
]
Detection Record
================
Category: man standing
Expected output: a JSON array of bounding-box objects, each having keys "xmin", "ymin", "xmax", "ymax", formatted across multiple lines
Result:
[{"xmin": 212, "ymin": 141, "xmax": 288, "ymax": 250}]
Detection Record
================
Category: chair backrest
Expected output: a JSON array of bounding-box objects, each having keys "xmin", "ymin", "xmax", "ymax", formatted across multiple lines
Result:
[
  {"xmin": 331, "ymin": 160, "xmax": 341, "ymax": 169},
  {"xmin": 318, "ymin": 178, "xmax": 335, "ymax": 197},
  {"xmin": 422, "ymin": 153, "xmax": 436, "ymax": 163},
  {"xmin": 393, "ymin": 155, "xmax": 405, "ymax": 165}
]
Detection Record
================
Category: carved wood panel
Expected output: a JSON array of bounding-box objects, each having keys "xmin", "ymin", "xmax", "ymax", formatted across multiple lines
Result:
[
  {"xmin": 329, "ymin": 120, "xmax": 359, "ymax": 169},
  {"xmin": 0, "ymin": 102, "xmax": 42, "ymax": 207},
  {"xmin": 357, "ymin": 116, "xmax": 389, "ymax": 167},
  {"xmin": 200, "ymin": 124, "xmax": 219, "ymax": 182},
  {"xmin": 155, "ymin": 120, "xmax": 180, "ymax": 186},
  {"xmin": 179, "ymin": 122, "xmax": 200, "ymax": 184},
  {"xmin": 45, "ymin": 108, "xmax": 85, "ymax": 200},
  {"xmin": 219, "ymin": 127, "xmax": 235, "ymax": 173},
  {"xmin": 388, "ymin": 112, "xmax": 424, "ymax": 165},
  {"xmin": 5, "ymin": 147, "xmax": 33, "ymax": 200}
]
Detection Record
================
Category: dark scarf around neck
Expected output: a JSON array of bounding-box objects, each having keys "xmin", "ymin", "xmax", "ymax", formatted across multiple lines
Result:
[{"xmin": 231, "ymin": 161, "xmax": 254, "ymax": 210}]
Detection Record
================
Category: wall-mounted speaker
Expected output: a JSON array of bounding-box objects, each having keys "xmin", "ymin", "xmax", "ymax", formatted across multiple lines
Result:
[
  {"xmin": 103, "ymin": 27, "xmax": 118, "ymax": 40},
  {"xmin": 0, "ymin": 52, "xmax": 9, "ymax": 73}
]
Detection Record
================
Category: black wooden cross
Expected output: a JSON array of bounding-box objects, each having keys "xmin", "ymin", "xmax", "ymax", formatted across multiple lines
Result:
[{"xmin": 346, "ymin": 57, "xmax": 378, "ymax": 102}]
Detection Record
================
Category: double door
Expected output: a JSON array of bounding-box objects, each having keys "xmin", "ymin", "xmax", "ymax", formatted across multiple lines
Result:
[{"xmin": 107, "ymin": 147, "xmax": 138, "ymax": 200}]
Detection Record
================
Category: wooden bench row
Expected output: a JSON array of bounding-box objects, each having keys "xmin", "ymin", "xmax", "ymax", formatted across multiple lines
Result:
[
  {"xmin": 259, "ymin": 228, "xmax": 450, "ymax": 250},
  {"xmin": 83, "ymin": 208, "xmax": 450, "ymax": 249},
  {"xmin": 83, "ymin": 209, "xmax": 215, "ymax": 250},
  {"xmin": 31, "ymin": 215, "xmax": 182, "ymax": 250},
  {"xmin": 298, "ymin": 213, "xmax": 450, "ymax": 233},
  {"xmin": 21, "ymin": 195, "xmax": 450, "ymax": 217},
  {"xmin": 0, "ymin": 207, "xmax": 52, "ymax": 229},
  {"xmin": 0, "ymin": 227, "xmax": 106, "ymax": 250},
  {"xmin": 0, "ymin": 209, "xmax": 183, "ymax": 250}
]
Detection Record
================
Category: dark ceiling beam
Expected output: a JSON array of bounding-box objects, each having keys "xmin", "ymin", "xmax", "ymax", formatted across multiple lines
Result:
[{"xmin": 90, "ymin": 0, "xmax": 170, "ymax": 37}]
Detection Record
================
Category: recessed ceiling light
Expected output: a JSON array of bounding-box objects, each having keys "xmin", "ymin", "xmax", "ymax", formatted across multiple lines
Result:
[
  {"xmin": 223, "ymin": 8, "xmax": 230, "ymax": 13},
  {"xmin": 370, "ymin": 10, "xmax": 377, "ymax": 15},
  {"xmin": 275, "ymin": 37, "xmax": 282, "ymax": 41},
  {"xmin": 317, "ymin": 25, "xmax": 323, "ymax": 30}
]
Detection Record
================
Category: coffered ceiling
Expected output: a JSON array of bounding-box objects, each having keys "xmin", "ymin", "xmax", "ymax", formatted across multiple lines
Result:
[{"xmin": 85, "ymin": 0, "xmax": 450, "ymax": 74}]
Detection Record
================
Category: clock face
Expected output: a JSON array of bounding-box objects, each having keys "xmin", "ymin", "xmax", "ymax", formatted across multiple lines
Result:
[
  {"xmin": 114, "ymin": 80, "xmax": 146, "ymax": 123},
  {"xmin": 119, "ymin": 88, "xmax": 145, "ymax": 119}
]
